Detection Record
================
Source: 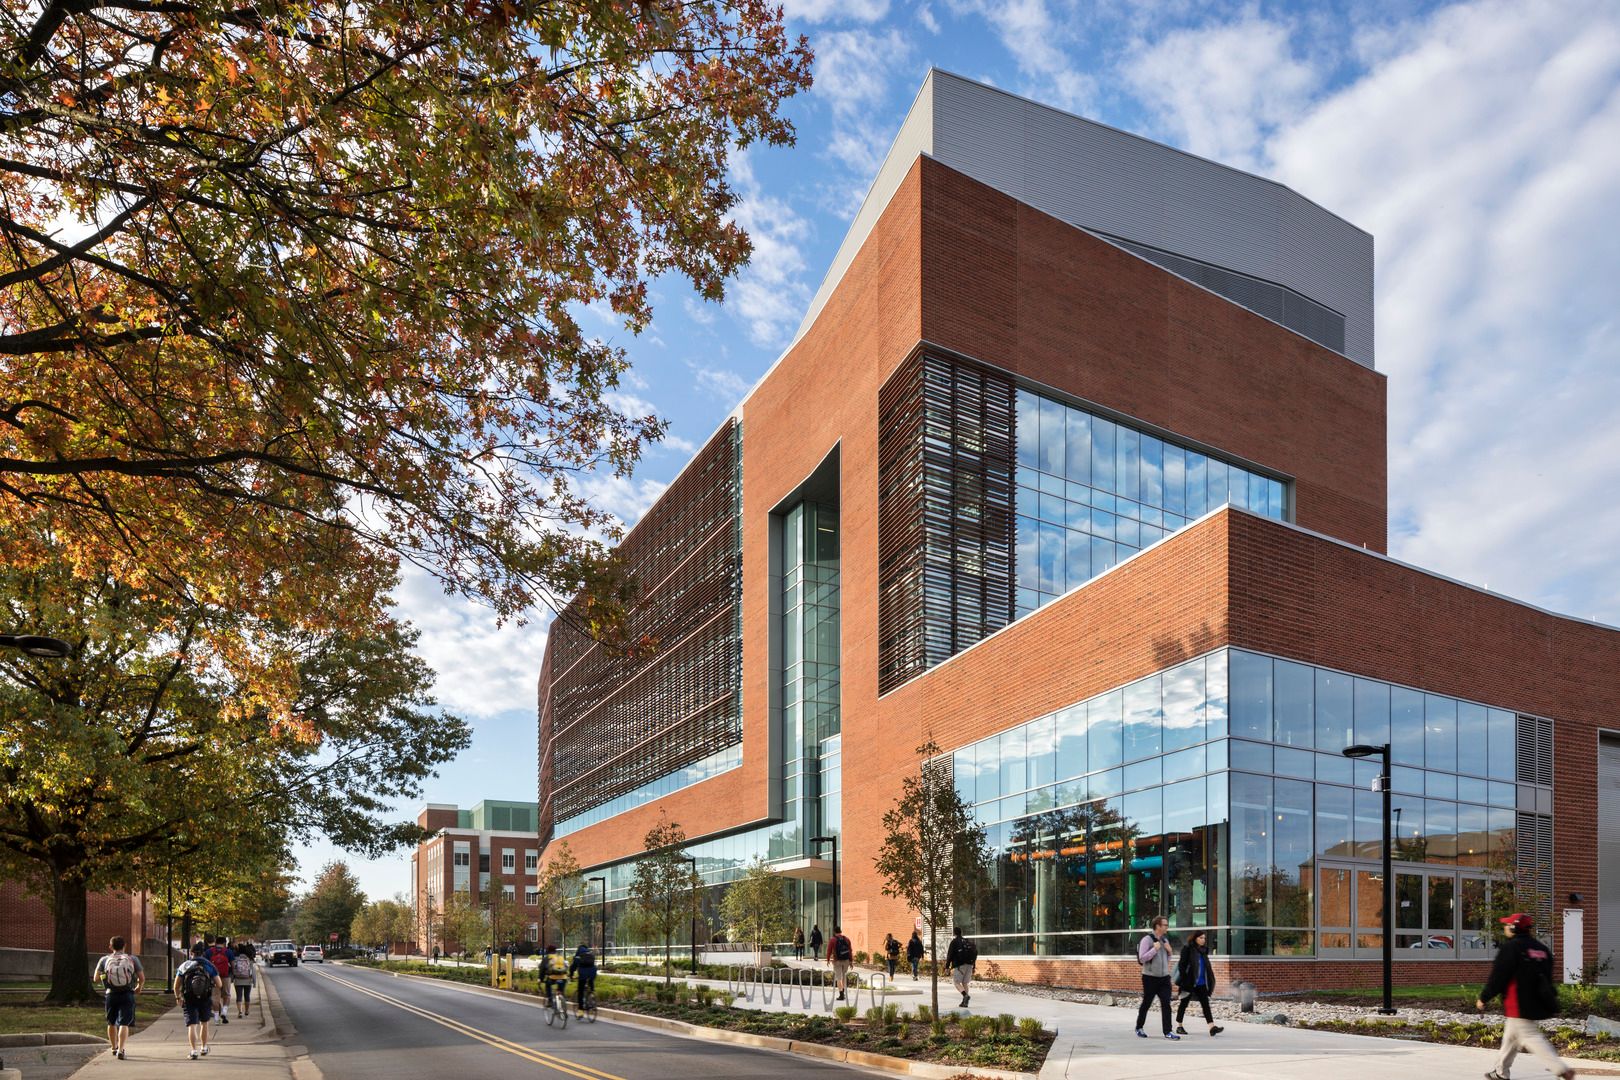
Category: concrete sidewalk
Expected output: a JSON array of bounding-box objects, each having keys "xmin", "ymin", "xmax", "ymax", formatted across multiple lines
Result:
[
  {"xmin": 69, "ymin": 971, "xmax": 294, "ymax": 1079},
  {"xmin": 624, "ymin": 965, "xmax": 1620, "ymax": 1080}
]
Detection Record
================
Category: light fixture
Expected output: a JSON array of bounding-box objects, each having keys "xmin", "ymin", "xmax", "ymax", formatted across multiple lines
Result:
[{"xmin": 0, "ymin": 634, "xmax": 72, "ymax": 658}]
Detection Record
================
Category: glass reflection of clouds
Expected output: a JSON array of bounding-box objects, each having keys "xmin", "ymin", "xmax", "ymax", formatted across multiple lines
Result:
[{"xmin": 949, "ymin": 648, "xmax": 1536, "ymax": 958}]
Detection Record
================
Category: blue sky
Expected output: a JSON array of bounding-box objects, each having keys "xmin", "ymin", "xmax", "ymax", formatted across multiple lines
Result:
[{"xmin": 300, "ymin": 0, "xmax": 1620, "ymax": 902}]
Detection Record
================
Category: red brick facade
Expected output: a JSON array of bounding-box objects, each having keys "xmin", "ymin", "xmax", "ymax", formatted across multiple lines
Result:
[
  {"xmin": 0, "ymin": 879, "xmax": 159, "ymax": 954},
  {"xmin": 539, "ymin": 155, "xmax": 1615, "ymax": 990},
  {"xmin": 412, "ymin": 806, "xmax": 543, "ymax": 953}
]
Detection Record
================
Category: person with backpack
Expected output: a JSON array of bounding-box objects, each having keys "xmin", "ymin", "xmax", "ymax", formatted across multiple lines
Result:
[
  {"xmin": 206, "ymin": 936, "xmax": 235, "ymax": 1026},
  {"xmin": 230, "ymin": 941, "xmax": 257, "ymax": 1018},
  {"xmin": 93, "ymin": 935, "xmax": 145, "ymax": 1060},
  {"xmin": 945, "ymin": 927, "xmax": 978, "ymax": 1008},
  {"xmin": 568, "ymin": 942, "xmax": 597, "ymax": 1011},
  {"xmin": 826, "ymin": 925, "xmax": 854, "ymax": 1000},
  {"xmin": 883, "ymin": 933, "xmax": 900, "ymax": 978},
  {"xmin": 1173, "ymin": 928, "xmax": 1223, "ymax": 1036},
  {"xmin": 174, "ymin": 941, "xmax": 220, "ymax": 1060},
  {"xmin": 793, "ymin": 926, "xmax": 805, "ymax": 960},
  {"xmin": 1478, "ymin": 912, "xmax": 1575, "ymax": 1080},
  {"xmin": 1134, "ymin": 915, "xmax": 1179, "ymax": 1040},
  {"xmin": 906, "ymin": 930, "xmax": 925, "ymax": 980},
  {"xmin": 808, "ymin": 924, "xmax": 823, "ymax": 963}
]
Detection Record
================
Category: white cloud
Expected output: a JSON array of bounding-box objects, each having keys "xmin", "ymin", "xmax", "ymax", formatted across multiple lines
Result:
[
  {"xmin": 917, "ymin": 3, "xmax": 939, "ymax": 33},
  {"xmin": 684, "ymin": 359, "xmax": 755, "ymax": 403},
  {"xmin": 725, "ymin": 154, "xmax": 813, "ymax": 348},
  {"xmin": 682, "ymin": 296, "xmax": 717, "ymax": 325},
  {"xmin": 1255, "ymin": 0, "xmax": 1620, "ymax": 622},
  {"xmin": 783, "ymin": 0, "xmax": 889, "ymax": 23},
  {"xmin": 811, "ymin": 28, "xmax": 913, "ymax": 208},
  {"xmin": 947, "ymin": 0, "xmax": 1095, "ymax": 112},
  {"xmin": 1121, "ymin": 16, "xmax": 1322, "ymax": 169},
  {"xmin": 657, "ymin": 433, "xmax": 699, "ymax": 455}
]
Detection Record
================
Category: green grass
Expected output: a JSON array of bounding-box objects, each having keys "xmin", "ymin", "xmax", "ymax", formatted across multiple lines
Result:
[{"xmin": 0, "ymin": 992, "xmax": 170, "ymax": 1038}]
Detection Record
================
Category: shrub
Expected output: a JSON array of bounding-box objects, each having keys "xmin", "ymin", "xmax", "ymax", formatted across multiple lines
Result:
[
  {"xmin": 996, "ymin": 1013, "xmax": 1018, "ymax": 1035},
  {"xmin": 855, "ymin": 950, "xmax": 870, "ymax": 965},
  {"xmin": 896, "ymin": 1022, "xmax": 910, "ymax": 1042},
  {"xmin": 930, "ymin": 1018, "xmax": 947, "ymax": 1039},
  {"xmin": 865, "ymin": 1006, "xmax": 888, "ymax": 1031},
  {"xmin": 882, "ymin": 1002, "xmax": 900, "ymax": 1025},
  {"xmin": 915, "ymin": 1004, "xmax": 933, "ymax": 1021},
  {"xmin": 834, "ymin": 1005, "xmax": 858, "ymax": 1022},
  {"xmin": 959, "ymin": 1015, "xmax": 989, "ymax": 1039},
  {"xmin": 1018, "ymin": 1016, "xmax": 1045, "ymax": 1038}
]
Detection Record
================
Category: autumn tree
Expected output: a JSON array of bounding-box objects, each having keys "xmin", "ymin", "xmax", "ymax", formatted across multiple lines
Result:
[
  {"xmin": 628, "ymin": 815, "xmax": 700, "ymax": 986},
  {"xmin": 719, "ymin": 856, "xmax": 792, "ymax": 953},
  {"xmin": 0, "ymin": 0, "xmax": 812, "ymax": 654},
  {"xmin": 0, "ymin": 533, "xmax": 469, "ymax": 1001},
  {"xmin": 351, "ymin": 895, "xmax": 414, "ymax": 951},
  {"xmin": 293, "ymin": 862, "xmax": 367, "ymax": 947},
  {"xmin": 873, "ymin": 742, "xmax": 991, "ymax": 1017},
  {"xmin": 440, "ymin": 891, "xmax": 487, "ymax": 959}
]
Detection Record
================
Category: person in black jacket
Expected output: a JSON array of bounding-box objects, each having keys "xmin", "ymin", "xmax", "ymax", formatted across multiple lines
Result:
[
  {"xmin": 906, "ymin": 931, "xmax": 925, "ymax": 980},
  {"xmin": 1476, "ymin": 912, "xmax": 1573, "ymax": 1080},
  {"xmin": 568, "ymin": 943, "xmax": 597, "ymax": 1011},
  {"xmin": 1173, "ymin": 928, "xmax": 1223, "ymax": 1036},
  {"xmin": 945, "ymin": 928, "xmax": 978, "ymax": 1008}
]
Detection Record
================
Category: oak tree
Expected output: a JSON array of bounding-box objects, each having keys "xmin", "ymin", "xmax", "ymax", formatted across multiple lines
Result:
[{"xmin": 0, "ymin": 0, "xmax": 812, "ymax": 640}]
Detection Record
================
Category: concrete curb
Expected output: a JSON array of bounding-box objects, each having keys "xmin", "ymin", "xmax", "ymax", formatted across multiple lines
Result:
[
  {"xmin": 0, "ymin": 1031, "xmax": 102, "ymax": 1047},
  {"xmin": 358, "ymin": 964, "xmax": 1038, "ymax": 1079}
]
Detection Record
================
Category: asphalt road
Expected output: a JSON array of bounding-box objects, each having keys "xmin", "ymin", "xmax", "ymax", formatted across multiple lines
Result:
[{"xmin": 265, "ymin": 962, "xmax": 866, "ymax": 1080}]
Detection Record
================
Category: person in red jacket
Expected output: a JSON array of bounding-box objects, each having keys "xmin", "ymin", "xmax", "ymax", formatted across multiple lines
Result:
[{"xmin": 1477, "ymin": 913, "xmax": 1574, "ymax": 1080}]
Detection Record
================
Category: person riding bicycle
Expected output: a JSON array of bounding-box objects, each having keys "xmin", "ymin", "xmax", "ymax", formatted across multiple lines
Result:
[
  {"xmin": 568, "ymin": 943, "xmax": 597, "ymax": 1010},
  {"xmin": 540, "ymin": 944, "xmax": 568, "ymax": 1006}
]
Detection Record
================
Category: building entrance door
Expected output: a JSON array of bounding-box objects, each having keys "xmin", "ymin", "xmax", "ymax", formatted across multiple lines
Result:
[{"xmin": 1320, "ymin": 861, "xmax": 1484, "ymax": 960}]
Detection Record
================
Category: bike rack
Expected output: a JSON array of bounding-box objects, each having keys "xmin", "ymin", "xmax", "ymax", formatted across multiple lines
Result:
[{"xmin": 725, "ymin": 965, "xmax": 742, "ymax": 998}]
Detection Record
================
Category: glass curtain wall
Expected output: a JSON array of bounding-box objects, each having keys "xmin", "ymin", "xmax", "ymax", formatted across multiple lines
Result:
[
  {"xmin": 953, "ymin": 649, "xmax": 1534, "ymax": 959},
  {"xmin": 1015, "ymin": 388, "xmax": 1288, "ymax": 615},
  {"xmin": 780, "ymin": 502, "xmax": 841, "ymax": 855}
]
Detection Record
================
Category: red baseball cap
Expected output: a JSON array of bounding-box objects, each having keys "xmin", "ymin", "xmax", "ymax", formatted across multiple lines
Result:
[{"xmin": 1500, "ymin": 913, "xmax": 1533, "ymax": 930}]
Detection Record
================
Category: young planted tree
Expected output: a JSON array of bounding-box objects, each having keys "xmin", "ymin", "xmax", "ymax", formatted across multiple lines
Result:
[
  {"xmin": 719, "ymin": 856, "xmax": 793, "ymax": 953},
  {"xmin": 628, "ymin": 816, "xmax": 700, "ymax": 986},
  {"xmin": 535, "ymin": 841, "xmax": 583, "ymax": 949},
  {"xmin": 873, "ymin": 742, "xmax": 991, "ymax": 1017},
  {"xmin": 0, "ymin": 0, "xmax": 812, "ymax": 652}
]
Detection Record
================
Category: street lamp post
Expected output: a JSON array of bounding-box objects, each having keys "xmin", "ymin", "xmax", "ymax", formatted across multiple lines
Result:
[
  {"xmin": 1343, "ymin": 742, "xmax": 1396, "ymax": 1015},
  {"xmin": 682, "ymin": 857, "xmax": 699, "ymax": 975},
  {"xmin": 810, "ymin": 835, "xmax": 839, "ymax": 933},
  {"xmin": 0, "ymin": 634, "xmax": 72, "ymax": 657},
  {"xmin": 588, "ymin": 876, "xmax": 606, "ymax": 956}
]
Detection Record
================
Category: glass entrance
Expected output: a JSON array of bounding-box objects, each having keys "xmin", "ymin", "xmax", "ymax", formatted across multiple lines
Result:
[{"xmin": 1319, "ymin": 863, "xmax": 1493, "ymax": 959}]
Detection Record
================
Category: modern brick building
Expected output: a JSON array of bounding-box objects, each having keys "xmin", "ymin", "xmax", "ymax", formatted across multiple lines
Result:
[
  {"xmin": 537, "ymin": 69, "xmax": 1619, "ymax": 991},
  {"xmin": 0, "ymin": 879, "xmax": 161, "ymax": 979},
  {"xmin": 411, "ymin": 800, "xmax": 542, "ymax": 953}
]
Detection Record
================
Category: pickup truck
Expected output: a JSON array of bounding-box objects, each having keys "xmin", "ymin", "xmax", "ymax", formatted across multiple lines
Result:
[{"xmin": 265, "ymin": 940, "xmax": 298, "ymax": 967}]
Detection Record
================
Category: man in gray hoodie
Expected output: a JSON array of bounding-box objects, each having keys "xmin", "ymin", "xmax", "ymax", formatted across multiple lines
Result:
[{"xmin": 1134, "ymin": 916, "xmax": 1180, "ymax": 1040}]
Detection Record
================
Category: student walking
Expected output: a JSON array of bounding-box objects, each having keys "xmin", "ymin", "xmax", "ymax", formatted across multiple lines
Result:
[
  {"xmin": 793, "ymin": 926, "xmax": 805, "ymax": 960},
  {"xmin": 1173, "ymin": 928, "xmax": 1223, "ymax": 1036},
  {"xmin": 205, "ymin": 936, "xmax": 234, "ymax": 1026},
  {"xmin": 826, "ymin": 925, "xmax": 854, "ymax": 1000},
  {"xmin": 945, "ymin": 927, "xmax": 977, "ymax": 1008},
  {"xmin": 906, "ymin": 930, "xmax": 924, "ymax": 980},
  {"xmin": 230, "ymin": 941, "xmax": 257, "ymax": 1018},
  {"xmin": 174, "ymin": 942, "xmax": 220, "ymax": 1060},
  {"xmin": 1135, "ymin": 916, "xmax": 1179, "ymax": 1040},
  {"xmin": 883, "ymin": 933, "xmax": 900, "ymax": 978},
  {"xmin": 93, "ymin": 935, "xmax": 145, "ymax": 1060},
  {"xmin": 808, "ymin": 924, "xmax": 824, "ymax": 963},
  {"xmin": 1478, "ymin": 913, "xmax": 1575, "ymax": 1080}
]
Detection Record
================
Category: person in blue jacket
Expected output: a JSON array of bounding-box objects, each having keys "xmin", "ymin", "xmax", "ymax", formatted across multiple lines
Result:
[{"xmin": 1173, "ymin": 928, "xmax": 1223, "ymax": 1036}]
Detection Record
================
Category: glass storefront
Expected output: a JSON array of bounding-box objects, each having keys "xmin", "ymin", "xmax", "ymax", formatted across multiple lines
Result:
[
  {"xmin": 1015, "ymin": 388, "xmax": 1289, "ymax": 615},
  {"xmin": 951, "ymin": 648, "xmax": 1540, "ymax": 958}
]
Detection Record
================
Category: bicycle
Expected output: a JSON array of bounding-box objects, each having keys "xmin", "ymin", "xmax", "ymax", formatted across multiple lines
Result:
[
  {"xmin": 545, "ymin": 981, "xmax": 569, "ymax": 1029},
  {"xmin": 576, "ymin": 986, "xmax": 597, "ymax": 1023}
]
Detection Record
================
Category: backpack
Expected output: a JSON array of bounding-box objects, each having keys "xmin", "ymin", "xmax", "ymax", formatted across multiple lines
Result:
[
  {"xmin": 231, "ymin": 954, "xmax": 254, "ymax": 981},
  {"xmin": 182, "ymin": 961, "xmax": 214, "ymax": 1002},
  {"xmin": 104, "ymin": 953, "xmax": 135, "ymax": 990},
  {"xmin": 832, "ymin": 934, "xmax": 853, "ymax": 961},
  {"xmin": 958, "ymin": 938, "xmax": 978, "ymax": 965},
  {"xmin": 208, "ymin": 945, "xmax": 230, "ymax": 977}
]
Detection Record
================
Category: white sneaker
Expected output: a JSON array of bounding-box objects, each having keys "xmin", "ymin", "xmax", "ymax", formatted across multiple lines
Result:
[
  {"xmin": 200, "ymin": 1046, "xmax": 209, "ymax": 1056},
  {"xmin": 189, "ymin": 1051, "xmax": 199, "ymax": 1060}
]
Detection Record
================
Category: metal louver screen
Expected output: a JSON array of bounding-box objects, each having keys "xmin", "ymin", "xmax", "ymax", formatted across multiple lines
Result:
[
  {"xmin": 540, "ymin": 420, "xmax": 743, "ymax": 834},
  {"xmin": 1516, "ymin": 715, "xmax": 1554, "ymax": 787},
  {"xmin": 877, "ymin": 352, "xmax": 1016, "ymax": 694},
  {"xmin": 1516, "ymin": 811, "xmax": 1555, "ymax": 927}
]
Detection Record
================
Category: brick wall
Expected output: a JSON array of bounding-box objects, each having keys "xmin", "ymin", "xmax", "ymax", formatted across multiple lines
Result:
[{"xmin": 0, "ymin": 878, "xmax": 158, "ymax": 953}]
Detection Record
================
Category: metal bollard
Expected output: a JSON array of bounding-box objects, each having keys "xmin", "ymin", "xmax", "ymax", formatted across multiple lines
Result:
[{"xmin": 1238, "ymin": 981, "xmax": 1256, "ymax": 1013}]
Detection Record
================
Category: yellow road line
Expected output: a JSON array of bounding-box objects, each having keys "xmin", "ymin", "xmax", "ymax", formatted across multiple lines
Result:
[{"xmin": 306, "ymin": 966, "xmax": 624, "ymax": 1080}]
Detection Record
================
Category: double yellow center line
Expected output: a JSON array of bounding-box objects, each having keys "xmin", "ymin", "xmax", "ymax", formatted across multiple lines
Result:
[{"xmin": 307, "ymin": 967, "xmax": 624, "ymax": 1080}]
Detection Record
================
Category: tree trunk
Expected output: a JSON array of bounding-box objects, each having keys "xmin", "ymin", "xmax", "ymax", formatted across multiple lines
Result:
[
  {"xmin": 928, "ymin": 923, "xmax": 939, "ymax": 1018},
  {"xmin": 47, "ymin": 873, "xmax": 93, "ymax": 1004}
]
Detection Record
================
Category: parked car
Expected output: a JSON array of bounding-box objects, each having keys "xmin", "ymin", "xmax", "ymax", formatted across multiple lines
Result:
[
  {"xmin": 300, "ymin": 945, "xmax": 325, "ymax": 964},
  {"xmin": 265, "ymin": 940, "xmax": 298, "ymax": 967}
]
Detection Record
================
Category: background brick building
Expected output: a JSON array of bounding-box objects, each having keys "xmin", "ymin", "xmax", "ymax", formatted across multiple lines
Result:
[{"xmin": 412, "ymin": 800, "xmax": 542, "ymax": 954}]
